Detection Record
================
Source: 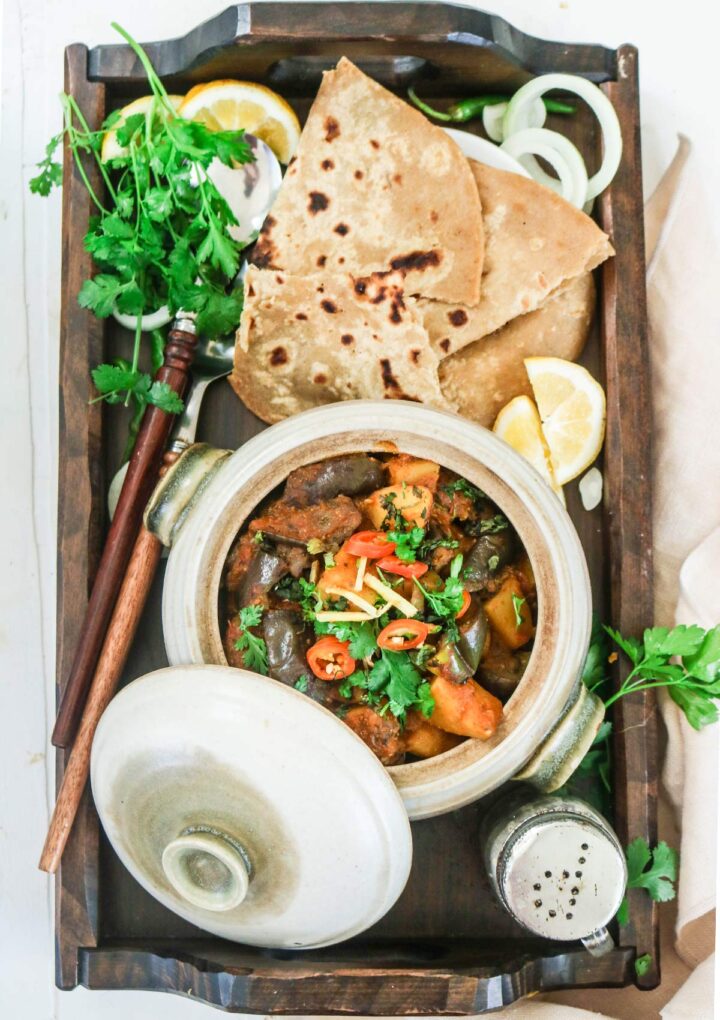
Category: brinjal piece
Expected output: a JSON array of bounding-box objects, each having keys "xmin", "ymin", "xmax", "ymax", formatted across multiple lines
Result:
[
  {"xmin": 238, "ymin": 547, "xmax": 288, "ymax": 604},
  {"xmin": 262, "ymin": 609, "xmax": 345, "ymax": 710},
  {"xmin": 283, "ymin": 455, "xmax": 386, "ymax": 506},
  {"xmin": 430, "ymin": 601, "xmax": 489, "ymax": 682},
  {"xmin": 463, "ymin": 531, "xmax": 515, "ymax": 593},
  {"xmin": 262, "ymin": 609, "xmax": 312, "ymax": 686},
  {"xmin": 478, "ymin": 632, "xmax": 530, "ymax": 701}
]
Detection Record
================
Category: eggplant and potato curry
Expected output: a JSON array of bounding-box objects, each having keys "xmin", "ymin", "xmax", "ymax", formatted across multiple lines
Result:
[{"xmin": 223, "ymin": 453, "xmax": 537, "ymax": 764}]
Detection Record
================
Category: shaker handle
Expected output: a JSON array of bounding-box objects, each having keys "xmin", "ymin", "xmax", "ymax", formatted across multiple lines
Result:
[{"xmin": 581, "ymin": 926, "xmax": 616, "ymax": 957}]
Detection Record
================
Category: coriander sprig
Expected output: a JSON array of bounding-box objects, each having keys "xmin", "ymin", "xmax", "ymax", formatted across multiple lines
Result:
[
  {"xmin": 29, "ymin": 22, "xmax": 255, "ymax": 457},
  {"xmin": 233, "ymin": 605, "xmax": 269, "ymax": 675},
  {"xmin": 603, "ymin": 623, "xmax": 720, "ymax": 729}
]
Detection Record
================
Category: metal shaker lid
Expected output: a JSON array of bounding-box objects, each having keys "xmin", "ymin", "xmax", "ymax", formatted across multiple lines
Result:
[{"xmin": 497, "ymin": 806, "xmax": 626, "ymax": 941}]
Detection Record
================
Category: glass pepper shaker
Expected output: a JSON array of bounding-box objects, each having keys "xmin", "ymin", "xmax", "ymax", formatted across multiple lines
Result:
[{"xmin": 482, "ymin": 790, "xmax": 627, "ymax": 956}]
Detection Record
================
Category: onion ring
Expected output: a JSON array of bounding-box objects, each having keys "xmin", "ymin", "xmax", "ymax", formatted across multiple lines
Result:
[
  {"xmin": 501, "ymin": 128, "xmax": 589, "ymax": 208},
  {"xmin": 503, "ymin": 73, "xmax": 622, "ymax": 201},
  {"xmin": 112, "ymin": 304, "xmax": 173, "ymax": 332}
]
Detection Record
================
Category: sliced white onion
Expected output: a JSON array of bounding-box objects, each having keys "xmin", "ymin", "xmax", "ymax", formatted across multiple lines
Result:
[
  {"xmin": 501, "ymin": 128, "xmax": 589, "ymax": 208},
  {"xmin": 112, "ymin": 304, "xmax": 173, "ymax": 332},
  {"xmin": 579, "ymin": 467, "xmax": 603, "ymax": 511},
  {"xmin": 483, "ymin": 102, "xmax": 508, "ymax": 143},
  {"xmin": 503, "ymin": 73, "xmax": 622, "ymax": 201},
  {"xmin": 485, "ymin": 98, "xmax": 545, "ymax": 143}
]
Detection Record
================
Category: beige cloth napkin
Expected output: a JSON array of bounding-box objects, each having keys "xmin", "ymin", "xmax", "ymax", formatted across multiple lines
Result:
[{"xmin": 517, "ymin": 140, "xmax": 718, "ymax": 1018}]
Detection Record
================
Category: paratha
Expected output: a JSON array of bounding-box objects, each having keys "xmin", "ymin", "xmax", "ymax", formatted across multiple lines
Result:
[
  {"xmin": 420, "ymin": 161, "xmax": 612, "ymax": 358},
  {"xmin": 439, "ymin": 273, "xmax": 595, "ymax": 427},
  {"xmin": 252, "ymin": 57, "xmax": 484, "ymax": 306},
  {"xmin": 231, "ymin": 267, "xmax": 453, "ymax": 424}
]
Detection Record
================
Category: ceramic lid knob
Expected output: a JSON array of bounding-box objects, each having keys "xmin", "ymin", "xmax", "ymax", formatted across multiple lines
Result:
[{"xmin": 161, "ymin": 829, "xmax": 251, "ymax": 912}]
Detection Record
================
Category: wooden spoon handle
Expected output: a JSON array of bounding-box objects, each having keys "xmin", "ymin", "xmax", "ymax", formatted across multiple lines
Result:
[
  {"xmin": 51, "ymin": 322, "xmax": 196, "ymax": 749},
  {"xmin": 40, "ymin": 527, "xmax": 162, "ymax": 874}
]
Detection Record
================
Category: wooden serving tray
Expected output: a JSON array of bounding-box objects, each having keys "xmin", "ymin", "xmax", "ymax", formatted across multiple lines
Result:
[{"xmin": 55, "ymin": 3, "xmax": 657, "ymax": 1011}]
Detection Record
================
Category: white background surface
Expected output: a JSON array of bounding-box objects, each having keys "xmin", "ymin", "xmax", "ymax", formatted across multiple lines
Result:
[{"xmin": 1, "ymin": 0, "xmax": 718, "ymax": 1017}]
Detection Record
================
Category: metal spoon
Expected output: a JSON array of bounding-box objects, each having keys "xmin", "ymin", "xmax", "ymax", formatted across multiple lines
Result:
[{"xmin": 108, "ymin": 136, "xmax": 281, "ymax": 518}]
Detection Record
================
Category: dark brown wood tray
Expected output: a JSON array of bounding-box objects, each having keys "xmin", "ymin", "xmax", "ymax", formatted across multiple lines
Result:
[{"xmin": 55, "ymin": 3, "xmax": 657, "ymax": 1012}]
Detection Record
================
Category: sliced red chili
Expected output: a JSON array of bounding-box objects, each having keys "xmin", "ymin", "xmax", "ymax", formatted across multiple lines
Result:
[
  {"xmin": 456, "ymin": 590, "xmax": 472, "ymax": 619},
  {"xmin": 377, "ymin": 618, "xmax": 431, "ymax": 651},
  {"xmin": 376, "ymin": 554, "xmax": 429, "ymax": 579},
  {"xmin": 346, "ymin": 530, "xmax": 396, "ymax": 559},
  {"xmin": 307, "ymin": 636, "xmax": 356, "ymax": 681}
]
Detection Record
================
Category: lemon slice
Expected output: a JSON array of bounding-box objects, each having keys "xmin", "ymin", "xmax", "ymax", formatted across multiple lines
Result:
[
  {"xmin": 493, "ymin": 395, "xmax": 565, "ymax": 504},
  {"xmin": 525, "ymin": 357, "xmax": 606, "ymax": 485},
  {"xmin": 101, "ymin": 95, "xmax": 183, "ymax": 162},
  {"xmin": 178, "ymin": 80, "xmax": 301, "ymax": 164}
]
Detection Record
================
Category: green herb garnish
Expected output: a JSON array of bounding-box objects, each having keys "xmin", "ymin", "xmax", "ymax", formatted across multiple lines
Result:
[
  {"xmin": 487, "ymin": 554, "xmax": 500, "ymax": 572},
  {"xmin": 466, "ymin": 514, "xmax": 509, "ymax": 537},
  {"xmin": 442, "ymin": 477, "xmax": 485, "ymax": 503},
  {"xmin": 252, "ymin": 531, "xmax": 264, "ymax": 545},
  {"xmin": 511, "ymin": 593, "xmax": 526, "ymax": 629},
  {"xmin": 367, "ymin": 649, "xmax": 432, "ymax": 722},
  {"xmin": 617, "ymin": 838, "xmax": 678, "ymax": 926},
  {"xmin": 315, "ymin": 619, "xmax": 377, "ymax": 660},
  {"xmin": 29, "ymin": 22, "xmax": 253, "ymax": 454},
  {"xmin": 604, "ymin": 622, "xmax": 720, "ymax": 729},
  {"xmin": 386, "ymin": 525, "xmax": 425, "ymax": 562},
  {"xmin": 233, "ymin": 605, "xmax": 268, "ymax": 674},
  {"xmin": 414, "ymin": 553, "xmax": 466, "ymax": 625},
  {"xmin": 294, "ymin": 675, "xmax": 309, "ymax": 693},
  {"xmin": 634, "ymin": 954, "xmax": 652, "ymax": 977}
]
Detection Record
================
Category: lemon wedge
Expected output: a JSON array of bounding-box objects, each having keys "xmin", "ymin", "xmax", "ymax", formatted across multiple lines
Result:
[
  {"xmin": 493, "ymin": 395, "xmax": 565, "ymax": 505},
  {"xmin": 525, "ymin": 357, "xmax": 606, "ymax": 484},
  {"xmin": 178, "ymin": 80, "xmax": 301, "ymax": 164},
  {"xmin": 101, "ymin": 95, "xmax": 183, "ymax": 162}
]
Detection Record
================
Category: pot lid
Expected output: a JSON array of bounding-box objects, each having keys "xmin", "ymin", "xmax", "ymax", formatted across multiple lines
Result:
[{"xmin": 91, "ymin": 664, "xmax": 412, "ymax": 949}]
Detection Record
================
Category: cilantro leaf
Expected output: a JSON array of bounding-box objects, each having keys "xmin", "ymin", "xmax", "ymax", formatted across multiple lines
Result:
[
  {"xmin": 79, "ymin": 274, "xmax": 127, "ymax": 317},
  {"xmin": 683, "ymin": 626, "xmax": 720, "ymax": 684},
  {"xmin": 147, "ymin": 380, "xmax": 184, "ymax": 414},
  {"xmin": 233, "ymin": 605, "xmax": 268, "ymax": 675},
  {"xmin": 442, "ymin": 478, "xmax": 485, "ymax": 503},
  {"xmin": 643, "ymin": 625, "xmax": 706, "ymax": 659},
  {"xmin": 626, "ymin": 838, "xmax": 678, "ymax": 901},
  {"xmin": 634, "ymin": 954, "xmax": 652, "ymax": 977},
  {"xmin": 386, "ymin": 525, "xmax": 425, "ymax": 562},
  {"xmin": 511, "ymin": 593, "xmax": 526, "ymax": 628}
]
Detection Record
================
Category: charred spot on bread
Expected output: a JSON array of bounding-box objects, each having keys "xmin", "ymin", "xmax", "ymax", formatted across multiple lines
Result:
[
  {"xmin": 380, "ymin": 358, "xmax": 402, "ymax": 392},
  {"xmin": 370, "ymin": 139, "xmax": 380, "ymax": 150},
  {"xmin": 389, "ymin": 299, "xmax": 403, "ymax": 323},
  {"xmin": 324, "ymin": 116, "xmax": 340, "ymax": 142},
  {"xmin": 313, "ymin": 373, "xmax": 328, "ymax": 385},
  {"xmin": 321, "ymin": 299, "xmax": 338, "ymax": 314},
  {"xmin": 308, "ymin": 191, "xmax": 330, "ymax": 214},
  {"xmin": 334, "ymin": 223, "xmax": 350, "ymax": 236},
  {"xmin": 321, "ymin": 158, "xmax": 334, "ymax": 171},
  {"xmin": 390, "ymin": 250, "xmax": 441, "ymax": 273},
  {"xmin": 295, "ymin": 312, "xmax": 308, "ymax": 321},
  {"xmin": 341, "ymin": 334, "xmax": 354, "ymax": 345},
  {"xmin": 354, "ymin": 169, "xmax": 364, "ymax": 180},
  {"xmin": 410, "ymin": 349, "xmax": 421, "ymax": 363},
  {"xmin": 275, "ymin": 274, "xmax": 285, "ymax": 285},
  {"xmin": 269, "ymin": 346, "xmax": 288, "ymax": 366},
  {"xmin": 430, "ymin": 210, "xmax": 439, "ymax": 223},
  {"xmin": 439, "ymin": 338, "xmax": 451, "ymax": 352},
  {"xmin": 448, "ymin": 309, "xmax": 468, "ymax": 327},
  {"xmin": 354, "ymin": 280, "xmax": 367, "ymax": 295},
  {"xmin": 316, "ymin": 254, "xmax": 327, "ymax": 268},
  {"xmin": 393, "ymin": 173, "xmax": 402, "ymax": 184}
]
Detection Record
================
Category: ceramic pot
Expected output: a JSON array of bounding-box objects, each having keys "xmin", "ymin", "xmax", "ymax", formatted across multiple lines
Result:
[{"xmin": 156, "ymin": 401, "xmax": 602, "ymax": 819}]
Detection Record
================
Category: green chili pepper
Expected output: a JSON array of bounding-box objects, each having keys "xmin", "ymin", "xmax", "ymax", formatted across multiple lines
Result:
[{"xmin": 407, "ymin": 87, "xmax": 575, "ymax": 123}]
